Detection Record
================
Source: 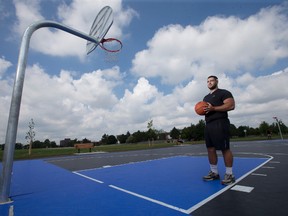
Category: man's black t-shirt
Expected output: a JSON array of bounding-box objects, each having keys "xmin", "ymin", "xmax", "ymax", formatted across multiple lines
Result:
[{"xmin": 203, "ymin": 89, "xmax": 233, "ymax": 123}]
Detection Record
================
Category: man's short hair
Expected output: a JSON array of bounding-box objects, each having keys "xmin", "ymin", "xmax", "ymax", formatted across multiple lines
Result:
[{"xmin": 207, "ymin": 75, "xmax": 218, "ymax": 80}]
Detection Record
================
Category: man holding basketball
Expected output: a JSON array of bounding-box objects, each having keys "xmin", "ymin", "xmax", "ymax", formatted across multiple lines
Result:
[{"xmin": 202, "ymin": 75, "xmax": 235, "ymax": 185}]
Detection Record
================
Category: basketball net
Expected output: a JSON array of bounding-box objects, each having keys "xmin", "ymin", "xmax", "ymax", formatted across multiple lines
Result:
[
  {"xmin": 100, "ymin": 38, "xmax": 122, "ymax": 64},
  {"xmin": 104, "ymin": 51, "xmax": 119, "ymax": 64}
]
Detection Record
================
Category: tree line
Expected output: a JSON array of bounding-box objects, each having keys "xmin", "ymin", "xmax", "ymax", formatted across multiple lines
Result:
[
  {"xmin": 0, "ymin": 119, "xmax": 287, "ymax": 150},
  {"xmin": 105, "ymin": 119, "xmax": 287, "ymax": 145}
]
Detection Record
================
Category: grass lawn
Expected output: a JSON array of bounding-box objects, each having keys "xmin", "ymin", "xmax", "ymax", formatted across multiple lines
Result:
[
  {"xmin": 0, "ymin": 135, "xmax": 285, "ymax": 161},
  {"xmin": 0, "ymin": 142, "xmax": 180, "ymax": 160}
]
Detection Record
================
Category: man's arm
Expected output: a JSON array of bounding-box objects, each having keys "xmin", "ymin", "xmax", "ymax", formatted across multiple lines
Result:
[{"xmin": 205, "ymin": 97, "xmax": 235, "ymax": 113}]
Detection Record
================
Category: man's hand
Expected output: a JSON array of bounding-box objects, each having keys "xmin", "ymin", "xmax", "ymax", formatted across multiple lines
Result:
[
  {"xmin": 204, "ymin": 102, "xmax": 214, "ymax": 114},
  {"xmin": 204, "ymin": 98, "xmax": 235, "ymax": 113}
]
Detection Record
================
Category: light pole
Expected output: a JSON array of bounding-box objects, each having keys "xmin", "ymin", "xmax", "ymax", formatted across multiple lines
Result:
[
  {"xmin": 273, "ymin": 117, "xmax": 283, "ymax": 140},
  {"xmin": 243, "ymin": 129, "xmax": 247, "ymax": 137}
]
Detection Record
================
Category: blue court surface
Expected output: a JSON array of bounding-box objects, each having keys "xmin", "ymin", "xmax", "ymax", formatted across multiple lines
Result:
[{"xmin": 0, "ymin": 156, "xmax": 270, "ymax": 215}]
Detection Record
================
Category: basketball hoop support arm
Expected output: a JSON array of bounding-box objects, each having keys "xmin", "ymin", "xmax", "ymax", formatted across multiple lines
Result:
[{"xmin": 0, "ymin": 20, "xmax": 99, "ymax": 203}]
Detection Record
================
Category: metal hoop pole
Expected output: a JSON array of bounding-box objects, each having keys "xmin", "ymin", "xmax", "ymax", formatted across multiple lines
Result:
[
  {"xmin": 273, "ymin": 117, "xmax": 283, "ymax": 140},
  {"xmin": 0, "ymin": 20, "xmax": 100, "ymax": 203}
]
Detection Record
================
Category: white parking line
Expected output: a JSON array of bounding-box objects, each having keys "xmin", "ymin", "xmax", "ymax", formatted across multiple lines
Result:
[
  {"xmin": 251, "ymin": 173, "xmax": 267, "ymax": 176},
  {"xmin": 269, "ymin": 161, "xmax": 280, "ymax": 164},
  {"xmin": 231, "ymin": 185, "xmax": 254, "ymax": 193}
]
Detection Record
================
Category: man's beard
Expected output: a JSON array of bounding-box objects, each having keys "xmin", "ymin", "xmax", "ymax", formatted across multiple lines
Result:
[{"xmin": 209, "ymin": 84, "xmax": 217, "ymax": 90}]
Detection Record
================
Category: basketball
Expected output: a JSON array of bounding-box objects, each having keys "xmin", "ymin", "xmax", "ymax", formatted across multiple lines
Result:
[{"xmin": 194, "ymin": 101, "xmax": 208, "ymax": 115}]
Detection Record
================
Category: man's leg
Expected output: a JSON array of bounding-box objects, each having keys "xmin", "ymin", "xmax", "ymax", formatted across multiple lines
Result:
[
  {"xmin": 207, "ymin": 147, "xmax": 218, "ymax": 165},
  {"xmin": 221, "ymin": 149, "xmax": 235, "ymax": 185},
  {"xmin": 222, "ymin": 149, "xmax": 233, "ymax": 167},
  {"xmin": 203, "ymin": 147, "xmax": 220, "ymax": 181}
]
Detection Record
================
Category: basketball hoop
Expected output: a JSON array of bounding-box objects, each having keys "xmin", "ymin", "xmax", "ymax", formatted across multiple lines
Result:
[
  {"xmin": 86, "ymin": 6, "xmax": 113, "ymax": 55},
  {"xmin": 1, "ymin": 5, "xmax": 117, "ymax": 204},
  {"xmin": 85, "ymin": 6, "xmax": 122, "ymax": 64},
  {"xmin": 100, "ymin": 38, "xmax": 122, "ymax": 52},
  {"xmin": 99, "ymin": 38, "xmax": 122, "ymax": 64}
]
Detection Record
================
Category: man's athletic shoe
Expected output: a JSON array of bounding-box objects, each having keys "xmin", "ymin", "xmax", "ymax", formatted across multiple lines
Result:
[
  {"xmin": 203, "ymin": 171, "xmax": 220, "ymax": 181},
  {"xmin": 221, "ymin": 174, "xmax": 235, "ymax": 185}
]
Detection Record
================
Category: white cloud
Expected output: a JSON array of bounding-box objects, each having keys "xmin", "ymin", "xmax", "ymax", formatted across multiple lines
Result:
[
  {"xmin": 111, "ymin": 78, "xmax": 160, "ymax": 129},
  {"xmin": 0, "ymin": 57, "xmax": 12, "ymax": 79},
  {"xmin": 1, "ymin": 64, "xmax": 287, "ymax": 144},
  {"xmin": 238, "ymin": 71, "xmax": 287, "ymax": 104},
  {"xmin": 229, "ymin": 68, "xmax": 288, "ymax": 126},
  {"xmin": 0, "ymin": 57, "xmax": 13, "ymax": 142},
  {"xmin": 12, "ymin": 64, "xmax": 122, "ymax": 142},
  {"xmin": 1, "ymin": 2, "xmax": 288, "ymax": 144},
  {"xmin": 131, "ymin": 4, "xmax": 288, "ymax": 85},
  {"xmin": 12, "ymin": 0, "xmax": 44, "ymax": 33}
]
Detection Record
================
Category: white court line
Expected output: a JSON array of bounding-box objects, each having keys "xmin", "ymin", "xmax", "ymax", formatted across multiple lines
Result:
[
  {"xmin": 186, "ymin": 182, "xmax": 236, "ymax": 213},
  {"xmin": 109, "ymin": 185, "xmax": 189, "ymax": 214},
  {"xmin": 73, "ymin": 170, "xmax": 190, "ymax": 214},
  {"xmin": 74, "ymin": 155, "xmax": 188, "ymax": 173},
  {"xmin": 73, "ymin": 154, "xmax": 273, "ymax": 215},
  {"xmin": 186, "ymin": 153, "xmax": 273, "ymax": 214},
  {"xmin": 73, "ymin": 171, "xmax": 104, "ymax": 184}
]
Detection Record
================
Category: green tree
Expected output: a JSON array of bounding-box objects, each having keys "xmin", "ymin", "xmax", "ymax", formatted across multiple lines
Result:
[
  {"xmin": 259, "ymin": 121, "xmax": 270, "ymax": 136},
  {"xmin": 147, "ymin": 120, "xmax": 153, "ymax": 131},
  {"xmin": 181, "ymin": 125, "xmax": 193, "ymax": 141},
  {"xmin": 237, "ymin": 126, "xmax": 247, "ymax": 137},
  {"xmin": 132, "ymin": 130, "xmax": 147, "ymax": 143},
  {"xmin": 44, "ymin": 139, "xmax": 51, "ymax": 148},
  {"xmin": 155, "ymin": 129, "xmax": 167, "ymax": 140},
  {"xmin": 32, "ymin": 140, "xmax": 43, "ymax": 148},
  {"xmin": 25, "ymin": 118, "xmax": 35, "ymax": 155},
  {"xmin": 117, "ymin": 134, "xmax": 127, "ymax": 144},
  {"xmin": 107, "ymin": 135, "xmax": 118, "ymax": 145},
  {"xmin": 101, "ymin": 134, "xmax": 109, "ymax": 145},
  {"xmin": 50, "ymin": 141, "xmax": 57, "ymax": 148},
  {"xmin": 170, "ymin": 127, "xmax": 180, "ymax": 139},
  {"xmin": 82, "ymin": 138, "xmax": 91, "ymax": 143},
  {"xmin": 193, "ymin": 120, "xmax": 205, "ymax": 140},
  {"xmin": 147, "ymin": 119, "xmax": 156, "ymax": 146},
  {"xmin": 249, "ymin": 127, "xmax": 260, "ymax": 136},
  {"xmin": 67, "ymin": 139, "xmax": 78, "ymax": 147},
  {"xmin": 229, "ymin": 124, "xmax": 238, "ymax": 137},
  {"xmin": 126, "ymin": 135, "xmax": 135, "ymax": 143},
  {"xmin": 15, "ymin": 143, "xmax": 23, "ymax": 149}
]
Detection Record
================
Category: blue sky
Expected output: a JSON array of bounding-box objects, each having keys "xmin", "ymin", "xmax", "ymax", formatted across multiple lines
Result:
[{"xmin": 0, "ymin": 0, "xmax": 287, "ymax": 144}]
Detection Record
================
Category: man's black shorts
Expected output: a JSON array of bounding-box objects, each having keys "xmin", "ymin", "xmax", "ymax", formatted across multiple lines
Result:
[{"xmin": 205, "ymin": 118, "xmax": 230, "ymax": 150}]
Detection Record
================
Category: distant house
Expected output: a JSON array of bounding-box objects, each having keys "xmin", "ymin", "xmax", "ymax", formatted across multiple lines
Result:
[{"xmin": 60, "ymin": 138, "xmax": 71, "ymax": 147}]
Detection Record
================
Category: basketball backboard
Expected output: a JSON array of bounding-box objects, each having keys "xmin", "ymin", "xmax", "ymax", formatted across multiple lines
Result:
[{"xmin": 86, "ymin": 6, "xmax": 113, "ymax": 55}]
